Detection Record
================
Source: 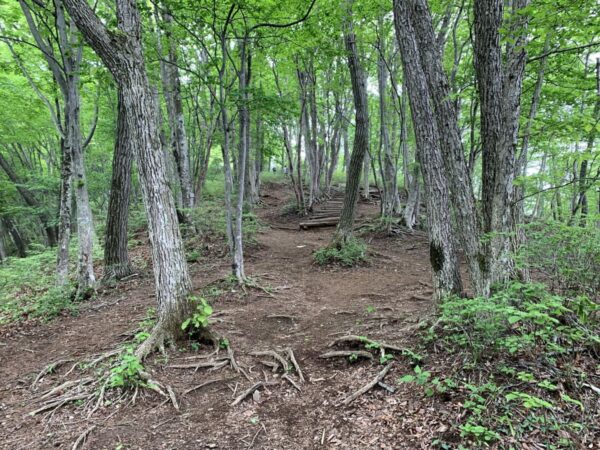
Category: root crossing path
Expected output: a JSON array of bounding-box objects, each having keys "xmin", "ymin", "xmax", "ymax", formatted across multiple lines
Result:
[{"xmin": 0, "ymin": 182, "xmax": 443, "ymax": 449}]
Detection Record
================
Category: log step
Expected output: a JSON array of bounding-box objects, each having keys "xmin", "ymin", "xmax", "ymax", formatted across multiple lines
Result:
[{"xmin": 309, "ymin": 215, "xmax": 340, "ymax": 221}]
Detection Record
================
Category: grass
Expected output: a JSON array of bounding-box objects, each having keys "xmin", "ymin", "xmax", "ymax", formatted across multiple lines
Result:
[
  {"xmin": 313, "ymin": 238, "xmax": 368, "ymax": 267},
  {"xmin": 0, "ymin": 248, "xmax": 76, "ymax": 324}
]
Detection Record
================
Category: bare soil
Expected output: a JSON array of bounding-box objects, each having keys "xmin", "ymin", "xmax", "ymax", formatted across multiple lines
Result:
[{"xmin": 0, "ymin": 182, "xmax": 453, "ymax": 449}]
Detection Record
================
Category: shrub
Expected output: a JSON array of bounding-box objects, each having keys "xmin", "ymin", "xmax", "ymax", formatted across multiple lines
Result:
[
  {"xmin": 403, "ymin": 282, "xmax": 600, "ymax": 447},
  {"xmin": 313, "ymin": 238, "xmax": 367, "ymax": 267},
  {"xmin": 519, "ymin": 219, "xmax": 600, "ymax": 298},
  {"xmin": 434, "ymin": 282, "xmax": 599, "ymax": 361}
]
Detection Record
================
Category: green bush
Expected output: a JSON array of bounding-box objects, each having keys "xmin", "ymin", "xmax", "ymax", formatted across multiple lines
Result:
[
  {"xmin": 519, "ymin": 219, "xmax": 600, "ymax": 298},
  {"xmin": 402, "ymin": 282, "xmax": 600, "ymax": 447},
  {"xmin": 313, "ymin": 238, "xmax": 367, "ymax": 267},
  {"xmin": 435, "ymin": 282, "xmax": 599, "ymax": 361}
]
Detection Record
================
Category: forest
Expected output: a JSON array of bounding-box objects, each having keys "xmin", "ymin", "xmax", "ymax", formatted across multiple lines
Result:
[{"xmin": 0, "ymin": 0, "xmax": 599, "ymax": 448}]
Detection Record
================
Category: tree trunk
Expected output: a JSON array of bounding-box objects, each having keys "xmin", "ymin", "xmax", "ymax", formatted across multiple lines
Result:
[
  {"xmin": 233, "ymin": 35, "xmax": 250, "ymax": 281},
  {"xmin": 474, "ymin": 0, "xmax": 530, "ymax": 284},
  {"xmin": 0, "ymin": 220, "xmax": 6, "ymax": 262},
  {"xmin": 56, "ymin": 137, "xmax": 72, "ymax": 286},
  {"xmin": 406, "ymin": 0, "xmax": 486, "ymax": 295},
  {"xmin": 376, "ymin": 25, "xmax": 397, "ymax": 217},
  {"xmin": 103, "ymin": 89, "xmax": 133, "ymax": 281},
  {"xmin": 63, "ymin": 0, "xmax": 192, "ymax": 353},
  {"xmin": 158, "ymin": 10, "xmax": 194, "ymax": 211},
  {"xmin": 0, "ymin": 153, "xmax": 58, "ymax": 246},
  {"xmin": 1, "ymin": 216, "xmax": 27, "ymax": 258},
  {"xmin": 66, "ymin": 76, "xmax": 96, "ymax": 297},
  {"xmin": 335, "ymin": 0, "xmax": 370, "ymax": 243},
  {"xmin": 403, "ymin": 164, "xmax": 421, "ymax": 229},
  {"xmin": 393, "ymin": 0, "xmax": 463, "ymax": 299}
]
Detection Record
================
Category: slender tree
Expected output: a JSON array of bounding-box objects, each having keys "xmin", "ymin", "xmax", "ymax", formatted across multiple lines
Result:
[{"xmin": 335, "ymin": 0, "xmax": 370, "ymax": 243}]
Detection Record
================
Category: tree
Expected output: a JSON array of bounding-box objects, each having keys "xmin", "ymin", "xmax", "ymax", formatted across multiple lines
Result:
[
  {"xmin": 4, "ymin": 0, "xmax": 97, "ymax": 293},
  {"xmin": 62, "ymin": 0, "xmax": 192, "ymax": 356},
  {"xmin": 334, "ymin": 0, "xmax": 370, "ymax": 244},
  {"xmin": 473, "ymin": 0, "xmax": 530, "ymax": 284},
  {"xmin": 103, "ymin": 89, "xmax": 133, "ymax": 281},
  {"xmin": 393, "ymin": 0, "xmax": 463, "ymax": 299}
]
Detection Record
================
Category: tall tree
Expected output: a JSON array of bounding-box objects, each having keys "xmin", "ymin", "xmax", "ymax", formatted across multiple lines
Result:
[
  {"xmin": 103, "ymin": 90, "xmax": 133, "ymax": 281},
  {"xmin": 393, "ymin": 0, "xmax": 463, "ymax": 299},
  {"xmin": 62, "ymin": 0, "xmax": 192, "ymax": 356},
  {"xmin": 401, "ymin": 0, "xmax": 487, "ymax": 295},
  {"xmin": 473, "ymin": 0, "xmax": 530, "ymax": 284},
  {"xmin": 335, "ymin": 0, "xmax": 370, "ymax": 243},
  {"xmin": 19, "ymin": 0, "xmax": 96, "ymax": 295}
]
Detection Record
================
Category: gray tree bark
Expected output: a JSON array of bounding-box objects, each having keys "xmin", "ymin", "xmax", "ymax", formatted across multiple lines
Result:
[
  {"xmin": 376, "ymin": 22, "xmax": 398, "ymax": 218},
  {"xmin": 155, "ymin": 9, "xmax": 194, "ymax": 212},
  {"xmin": 393, "ymin": 0, "xmax": 463, "ymax": 299},
  {"xmin": 474, "ymin": 0, "xmax": 530, "ymax": 284},
  {"xmin": 103, "ymin": 90, "xmax": 133, "ymax": 281},
  {"xmin": 335, "ymin": 0, "xmax": 370, "ymax": 243},
  {"xmin": 404, "ymin": 0, "xmax": 487, "ymax": 295},
  {"xmin": 63, "ymin": 0, "xmax": 192, "ymax": 355}
]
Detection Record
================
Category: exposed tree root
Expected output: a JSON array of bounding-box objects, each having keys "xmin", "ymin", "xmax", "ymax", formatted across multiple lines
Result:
[
  {"xmin": 285, "ymin": 348, "xmax": 305, "ymax": 382},
  {"xmin": 183, "ymin": 377, "xmax": 232, "ymax": 396},
  {"xmin": 328, "ymin": 334, "xmax": 409, "ymax": 353},
  {"xmin": 169, "ymin": 344, "xmax": 250, "ymax": 380},
  {"xmin": 231, "ymin": 380, "xmax": 278, "ymax": 406},
  {"xmin": 282, "ymin": 374, "xmax": 302, "ymax": 391},
  {"xmin": 31, "ymin": 359, "xmax": 74, "ymax": 389},
  {"xmin": 250, "ymin": 350, "xmax": 290, "ymax": 372},
  {"xmin": 338, "ymin": 363, "xmax": 394, "ymax": 406},
  {"xmin": 134, "ymin": 325, "xmax": 168, "ymax": 360},
  {"xmin": 319, "ymin": 350, "xmax": 374, "ymax": 360},
  {"xmin": 71, "ymin": 425, "xmax": 96, "ymax": 450}
]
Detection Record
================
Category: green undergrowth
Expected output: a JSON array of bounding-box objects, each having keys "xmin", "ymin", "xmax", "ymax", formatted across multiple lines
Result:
[
  {"xmin": 398, "ymin": 282, "xmax": 599, "ymax": 448},
  {"xmin": 519, "ymin": 219, "xmax": 600, "ymax": 299},
  {"xmin": 0, "ymin": 248, "xmax": 78, "ymax": 324},
  {"xmin": 187, "ymin": 200, "xmax": 265, "ymax": 246},
  {"xmin": 313, "ymin": 238, "xmax": 368, "ymax": 267}
]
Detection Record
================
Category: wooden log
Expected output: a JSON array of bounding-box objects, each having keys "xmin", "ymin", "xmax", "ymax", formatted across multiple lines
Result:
[{"xmin": 309, "ymin": 215, "xmax": 341, "ymax": 221}]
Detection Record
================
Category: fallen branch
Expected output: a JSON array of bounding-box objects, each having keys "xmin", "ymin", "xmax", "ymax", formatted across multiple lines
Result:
[{"xmin": 339, "ymin": 363, "xmax": 394, "ymax": 406}]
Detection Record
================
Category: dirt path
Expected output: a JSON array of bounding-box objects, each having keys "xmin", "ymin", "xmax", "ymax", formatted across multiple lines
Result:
[{"xmin": 0, "ymin": 183, "xmax": 448, "ymax": 449}]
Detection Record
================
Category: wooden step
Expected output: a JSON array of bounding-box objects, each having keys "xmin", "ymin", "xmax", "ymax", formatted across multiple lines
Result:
[{"xmin": 309, "ymin": 215, "xmax": 340, "ymax": 221}]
